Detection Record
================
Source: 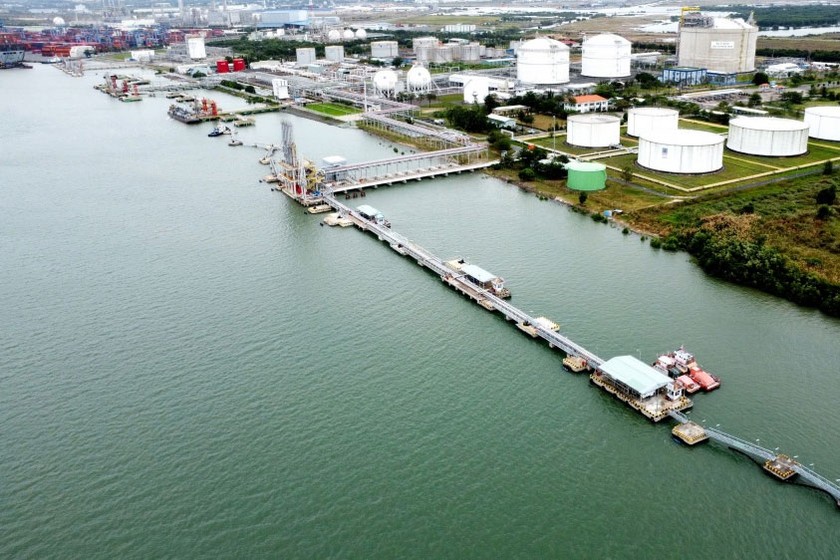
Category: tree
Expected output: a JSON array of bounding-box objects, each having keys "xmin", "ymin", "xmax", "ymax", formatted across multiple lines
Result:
[
  {"xmin": 817, "ymin": 205, "xmax": 832, "ymax": 219},
  {"xmin": 518, "ymin": 168, "xmax": 536, "ymax": 181},
  {"xmin": 816, "ymin": 184, "xmax": 836, "ymax": 204},
  {"xmin": 823, "ymin": 160, "xmax": 834, "ymax": 176},
  {"xmin": 244, "ymin": 85, "xmax": 256, "ymax": 94},
  {"xmin": 483, "ymin": 93, "xmax": 500, "ymax": 114},
  {"xmin": 747, "ymin": 92, "xmax": 762, "ymax": 107},
  {"xmin": 621, "ymin": 165, "xmax": 634, "ymax": 182},
  {"xmin": 752, "ymin": 71, "xmax": 769, "ymax": 85},
  {"xmin": 392, "ymin": 57, "xmax": 404, "ymax": 67}
]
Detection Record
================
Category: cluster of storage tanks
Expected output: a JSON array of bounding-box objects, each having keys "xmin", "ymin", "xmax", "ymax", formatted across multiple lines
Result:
[
  {"xmin": 372, "ymin": 65, "xmax": 433, "ymax": 96},
  {"xmin": 326, "ymin": 28, "xmax": 367, "ymax": 42},
  {"xmin": 216, "ymin": 58, "xmax": 246, "ymax": 74},
  {"xmin": 516, "ymin": 33, "xmax": 632, "ymax": 85}
]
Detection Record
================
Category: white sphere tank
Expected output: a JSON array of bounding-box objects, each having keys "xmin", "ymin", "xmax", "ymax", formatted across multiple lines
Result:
[
  {"xmin": 727, "ymin": 117, "xmax": 809, "ymax": 157},
  {"xmin": 327, "ymin": 30, "xmax": 342, "ymax": 43},
  {"xmin": 53, "ymin": 16, "xmax": 66, "ymax": 26},
  {"xmin": 566, "ymin": 114, "xmax": 621, "ymax": 148},
  {"xmin": 343, "ymin": 29, "xmax": 355, "ymax": 41},
  {"xmin": 638, "ymin": 130, "xmax": 725, "ymax": 174},
  {"xmin": 355, "ymin": 28, "xmax": 367, "ymax": 40},
  {"xmin": 581, "ymin": 33, "xmax": 631, "ymax": 78},
  {"xmin": 406, "ymin": 65, "xmax": 432, "ymax": 92},
  {"xmin": 627, "ymin": 107, "xmax": 679, "ymax": 138},
  {"xmin": 516, "ymin": 37, "xmax": 569, "ymax": 85},
  {"xmin": 373, "ymin": 70, "xmax": 398, "ymax": 95},
  {"xmin": 804, "ymin": 106, "xmax": 840, "ymax": 142}
]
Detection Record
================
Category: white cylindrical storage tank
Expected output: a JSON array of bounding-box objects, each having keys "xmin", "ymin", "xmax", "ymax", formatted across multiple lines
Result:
[
  {"xmin": 342, "ymin": 29, "xmax": 355, "ymax": 41},
  {"xmin": 566, "ymin": 114, "xmax": 621, "ymax": 148},
  {"xmin": 677, "ymin": 16, "xmax": 757, "ymax": 74},
  {"xmin": 327, "ymin": 29, "xmax": 341, "ymax": 43},
  {"xmin": 804, "ymin": 106, "xmax": 840, "ymax": 142},
  {"xmin": 355, "ymin": 28, "xmax": 367, "ymax": 40},
  {"xmin": 406, "ymin": 64, "xmax": 431, "ymax": 93},
  {"xmin": 325, "ymin": 45, "xmax": 344, "ymax": 62},
  {"xmin": 516, "ymin": 37, "xmax": 569, "ymax": 85},
  {"xmin": 373, "ymin": 69, "xmax": 398, "ymax": 96},
  {"xmin": 186, "ymin": 36, "xmax": 206, "ymax": 60},
  {"xmin": 581, "ymin": 33, "xmax": 631, "ymax": 78},
  {"xmin": 295, "ymin": 47, "xmax": 316, "ymax": 65},
  {"xmin": 727, "ymin": 117, "xmax": 809, "ymax": 157},
  {"xmin": 638, "ymin": 130, "xmax": 725, "ymax": 174},
  {"xmin": 627, "ymin": 107, "xmax": 679, "ymax": 138},
  {"xmin": 370, "ymin": 41, "xmax": 399, "ymax": 59}
]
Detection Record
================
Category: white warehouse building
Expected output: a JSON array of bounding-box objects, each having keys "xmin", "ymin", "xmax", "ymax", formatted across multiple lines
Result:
[
  {"xmin": 804, "ymin": 106, "xmax": 840, "ymax": 142},
  {"xmin": 566, "ymin": 114, "xmax": 621, "ymax": 148},
  {"xmin": 516, "ymin": 37, "xmax": 569, "ymax": 85},
  {"xmin": 581, "ymin": 33, "xmax": 631, "ymax": 78},
  {"xmin": 726, "ymin": 117, "xmax": 809, "ymax": 157},
  {"xmin": 627, "ymin": 107, "xmax": 679, "ymax": 138},
  {"xmin": 638, "ymin": 130, "xmax": 725, "ymax": 174}
]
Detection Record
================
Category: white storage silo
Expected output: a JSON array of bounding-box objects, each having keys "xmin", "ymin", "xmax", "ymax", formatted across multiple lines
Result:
[
  {"xmin": 516, "ymin": 37, "xmax": 569, "ymax": 85},
  {"xmin": 566, "ymin": 114, "xmax": 621, "ymax": 148},
  {"xmin": 342, "ymin": 29, "xmax": 355, "ymax": 41},
  {"xmin": 325, "ymin": 45, "xmax": 345, "ymax": 62},
  {"xmin": 296, "ymin": 48, "xmax": 316, "ymax": 65},
  {"xmin": 678, "ymin": 16, "xmax": 757, "ymax": 74},
  {"xmin": 627, "ymin": 107, "xmax": 679, "ymax": 138},
  {"xmin": 459, "ymin": 42, "xmax": 481, "ymax": 62},
  {"xmin": 804, "ymin": 106, "xmax": 840, "ymax": 142},
  {"xmin": 327, "ymin": 29, "xmax": 341, "ymax": 43},
  {"xmin": 373, "ymin": 69, "xmax": 398, "ymax": 97},
  {"xmin": 406, "ymin": 65, "xmax": 431, "ymax": 93},
  {"xmin": 371, "ymin": 41, "xmax": 399, "ymax": 59},
  {"xmin": 727, "ymin": 117, "xmax": 809, "ymax": 157},
  {"xmin": 186, "ymin": 36, "xmax": 206, "ymax": 60},
  {"xmin": 355, "ymin": 29, "xmax": 367, "ymax": 40},
  {"xmin": 638, "ymin": 130, "xmax": 725, "ymax": 174},
  {"xmin": 581, "ymin": 33, "xmax": 631, "ymax": 78}
]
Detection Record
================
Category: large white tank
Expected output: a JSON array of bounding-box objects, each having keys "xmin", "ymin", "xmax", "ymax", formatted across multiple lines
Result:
[
  {"xmin": 727, "ymin": 117, "xmax": 809, "ymax": 157},
  {"xmin": 325, "ymin": 45, "xmax": 345, "ymax": 62},
  {"xmin": 355, "ymin": 29, "xmax": 367, "ymax": 40},
  {"xmin": 678, "ymin": 16, "xmax": 757, "ymax": 74},
  {"xmin": 296, "ymin": 47, "xmax": 316, "ymax": 65},
  {"xmin": 516, "ymin": 37, "xmax": 569, "ymax": 85},
  {"xmin": 327, "ymin": 29, "xmax": 341, "ymax": 43},
  {"xmin": 373, "ymin": 69, "xmax": 398, "ymax": 96},
  {"xmin": 370, "ymin": 41, "xmax": 399, "ymax": 59},
  {"xmin": 459, "ymin": 42, "xmax": 481, "ymax": 62},
  {"xmin": 627, "ymin": 107, "xmax": 679, "ymax": 138},
  {"xmin": 463, "ymin": 77, "xmax": 490, "ymax": 104},
  {"xmin": 638, "ymin": 130, "xmax": 725, "ymax": 174},
  {"xmin": 342, "ymin": 29, "xmax": 355, "ymax": 41},
  {"xmin": 581, "ymin": 33, "xmax": 631, "ymax": 78},
  {"xmin": 406, "ymin": 65, "xmax": 431, "ymax": 93},
  {"xmin": 186, "ymin": 36, "xmax": 206, "ymax": 60},
  {"xmin": 566, "ymin": 114, "xmax": 621, "ymax": 148},
  {"xmin": 804, "ymin": 106, "xmax": 840, "ymax": 142}
]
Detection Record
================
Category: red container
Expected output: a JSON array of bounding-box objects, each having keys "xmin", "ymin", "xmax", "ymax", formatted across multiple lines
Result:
[
  {"xmin": 216, "ymin": 60, "xmax": 229, "ymax": 73},
  {"xmin": 232, "ymin": 58, "xmax": 245, "ymax": 72}
]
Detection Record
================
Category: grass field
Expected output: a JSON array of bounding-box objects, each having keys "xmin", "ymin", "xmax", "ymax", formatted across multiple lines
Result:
[{"xmin": 306, "ymin": 102, "xmax": 361, "ymax": 117}]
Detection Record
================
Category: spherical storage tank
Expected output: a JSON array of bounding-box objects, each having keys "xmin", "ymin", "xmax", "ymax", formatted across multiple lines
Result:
[
  {"xmin": 566, "ymin": 161, "xmax": 607, "ymax": 191},
  {"xmin": 373, "ymin": 70, "xmax": 398, "ymax": 96},
  {"xmin": 516, "ymin": 37, "xmax": 569, "ymax": 85},
  {"xmin": 355, "ymin": 28, "xmax": 367, "ymax": 40},
  {"xmin": 638, "ymin": 130, "xmax": 725, "ymax": 174},
  {"xmin": 343, "ymin": 29, "xmax": 355, "ymax": 41},
  {"xmin": 804, "ymin": 106, "xmax": 840, "ymax": 142},
  {"xmin": 727, "ymin": 117, "xmax": 809, "ymax": 157},
  {"xmin": 581, "ymin": 33, "xmax": 631, "ymax": 78},
  {"xmin": 327, "ymin": 29, "xmax": 342, "ymax": 42},
  {"xmin": 627, "ymin": 107, "xmax": 679, "ymax": 138},
  {"xmin": 566, "ymin": 114, "xmax": 621, "ymax": 148},
  {"xmin": 405, "ymin": 65, "xmax": 431, "ymax": 92}
]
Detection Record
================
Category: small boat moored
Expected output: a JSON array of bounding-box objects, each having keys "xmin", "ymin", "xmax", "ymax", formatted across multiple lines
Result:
[{"xmin": 208, "ymin": 124, "xmax": 231, "ymax": 137}]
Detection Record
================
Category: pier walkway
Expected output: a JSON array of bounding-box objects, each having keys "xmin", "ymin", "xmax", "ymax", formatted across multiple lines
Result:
[
  {"xmin": 323, "ymin": 194, "xmax": 604, "ymax": 367},
  {"xmin": 670, "ymin": 411, "xmax": 840, "ymax": 506}
]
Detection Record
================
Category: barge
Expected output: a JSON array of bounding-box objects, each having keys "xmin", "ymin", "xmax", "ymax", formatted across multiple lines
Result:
[{"xmin": 654, "ymin": 347, "xmax": 720, "ymax": 392}]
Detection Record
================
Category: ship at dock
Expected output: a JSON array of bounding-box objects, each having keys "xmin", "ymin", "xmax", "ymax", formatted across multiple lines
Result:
[
  {"xmin": 1, "ymin": 42, "xmax": 26, "ymax": 69},
  {"xmin": 654, "ymin": 347, "xmax": 721, "ymax": 392}
]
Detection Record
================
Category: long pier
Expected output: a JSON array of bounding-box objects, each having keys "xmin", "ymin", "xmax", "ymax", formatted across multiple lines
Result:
[{"xmin": 319, "ymin": 193, "xmax": 840, "ymax": 509}]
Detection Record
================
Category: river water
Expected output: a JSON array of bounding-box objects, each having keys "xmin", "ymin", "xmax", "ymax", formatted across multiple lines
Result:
[{"xmin": 2, "ymin": 65, "xmax": 839, "ymax": 558}]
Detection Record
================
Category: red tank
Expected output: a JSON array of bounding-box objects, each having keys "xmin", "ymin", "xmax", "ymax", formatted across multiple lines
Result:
[
  {"xmin": 232, "ymin": 58, "xmax": 245, "ymax": 71},
  {"xmin": 216, "ymin": 60, "xmax": 229, "ymax": 73}
]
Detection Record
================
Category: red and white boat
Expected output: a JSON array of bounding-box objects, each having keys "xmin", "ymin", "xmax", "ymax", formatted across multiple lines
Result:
[{"xmin": 655, "ymin": 347, "xmax": 721, "ymax": 392}]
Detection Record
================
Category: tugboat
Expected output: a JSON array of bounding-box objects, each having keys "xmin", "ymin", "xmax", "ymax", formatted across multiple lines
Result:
[
  {"xmin": 208, "ymin": 124, "xmax": 230, "ymax": 137},
  {"xmin": 654, "ymin": 347, "xmax": 720, "ymax": 392}
]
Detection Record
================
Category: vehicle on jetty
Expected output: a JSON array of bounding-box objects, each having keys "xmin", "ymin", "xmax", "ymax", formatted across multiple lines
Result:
[
  {"xmin": 208, "ymin": 124, "xmax": 231, "ymax": 137},
  {"xmin": 356, "ymin": 205, "xmax": 391, "ymax": 228},
  {"xmin": 654, "ymin": 347, "xmax": 720, "ymax": 391}
]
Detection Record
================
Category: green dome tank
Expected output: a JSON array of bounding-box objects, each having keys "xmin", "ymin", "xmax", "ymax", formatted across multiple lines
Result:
[{"xmin": 566, "ymin": 161, "xmax": 607, "ymax": 191}]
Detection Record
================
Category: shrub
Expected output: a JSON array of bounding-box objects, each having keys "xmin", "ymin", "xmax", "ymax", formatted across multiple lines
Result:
[
  {"xmin": 578, "ymin": 192, "xmax": 588, "ymax": 205},
  {"xmin": 518, "ymin": 168, "xmax": 536, "ymax": 181},
  {"xmin": 816, "ymin": 185, "xmax": 836, "ymax": 205}
]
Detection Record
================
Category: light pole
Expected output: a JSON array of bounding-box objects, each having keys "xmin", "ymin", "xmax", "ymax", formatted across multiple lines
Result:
[{"xmin": 552, "ymin": 114, "xmax": 556, "ymax": 151}]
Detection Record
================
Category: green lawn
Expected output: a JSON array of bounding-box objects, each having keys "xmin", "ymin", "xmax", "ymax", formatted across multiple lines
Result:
[
  {"xmin": 600, "ymin": 153, "xmax": 773, "ymax": 190},
  {"xmin": 306, "ymin": 102, "xmax": 361, "ymax": 117},
  {"xmin": 725, "ymin": 142, "xmax": 840, "ymax": 169}
]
